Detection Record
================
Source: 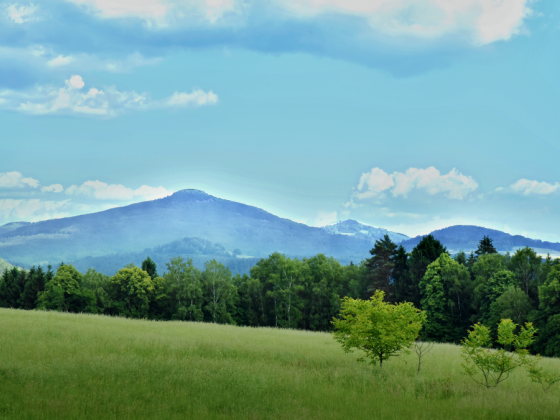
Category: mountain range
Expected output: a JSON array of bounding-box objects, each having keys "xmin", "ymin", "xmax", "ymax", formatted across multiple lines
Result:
[{"xmin": 0, "ymin": 189, "xmax": 558, "ymax": 275}]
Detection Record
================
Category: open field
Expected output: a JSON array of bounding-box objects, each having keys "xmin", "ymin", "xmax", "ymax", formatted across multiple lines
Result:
[{"xmin": 1, "ymin": 309, "xmax": 559, "ymax": 420}]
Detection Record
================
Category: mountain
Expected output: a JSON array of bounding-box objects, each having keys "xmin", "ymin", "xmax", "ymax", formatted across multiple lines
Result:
[
  {"xmin": 321, "ymin": 219, "xmax": 408, "ymax": 243},
  {"xmin": 401, "ymin": 225, "xmax": 560, "ymax": 256},
  {"xmin": 0, "ymin": 190, "xmax": 376, "ymax": 270}
]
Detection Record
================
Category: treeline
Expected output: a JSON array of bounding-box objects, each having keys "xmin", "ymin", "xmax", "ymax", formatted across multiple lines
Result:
[{"xmin": 1, "ymin": 235, "xmax": 559, "ymax": 356}]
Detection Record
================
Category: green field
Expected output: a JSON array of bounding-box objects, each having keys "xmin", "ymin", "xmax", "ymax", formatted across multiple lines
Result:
[{"xmin": 1, "ymin": 309, "xmax": 559, "ymax": 419}]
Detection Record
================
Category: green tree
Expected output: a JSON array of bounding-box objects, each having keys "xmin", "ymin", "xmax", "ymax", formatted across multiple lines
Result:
[
  {"xmin": 301, "ymin": 254, "xmax": 346, "ymax": 331},
  {"xmin": 419, "ymin": 253, "xmax": 472, "ymax": 342},
  {"xmin": 477, "ymin": 270, "xmax": 518, "ymax": 325},
  {"xmin": 164, "ymin": 257, "xmax": 203, "ymax": 321},
  {"xmin": 454, "ymin": 251, "xmax": 467, "ymax": 266},
  {"xmin": 233, "ymin": 273, "xmax": 267, "ymax": 326},
  {"xmin": 475, "ymin": 235, "xmax": 497, "ymax": 256},
  {"xmin": 0, "ymin": 267, "xmax": 27, "ymax": 308},
  {"xmin": 332, "ymin": 290, "xmax": 425, "ymax": 370},
  {"xmin": 532, "ymin": 265, "xmax": 560, "ymax": 356},
  {"xmin": 37, "ymin": 264, "xmax": 95, "ymax": 312},
  {"xmin": 81, "ymin": 268, "xmax": 111, "ymax": 313},
  {"xmin": 201, "ymin": 260, "xmax": 238, "ymax": 324},
  {"xmin": 141, "ymin": 257, "xmax": 158, "ymax": 279},
  {"xmin": 364, "ymin": 234, "xmax": 397, "ymax": 301},
  {"xmin": 461, "ymin": 319, "xmax": 536, "ymax": 388},
  {"xmin": 109, "ymin": 266, "xmax": 156, "ymax": 318},
  {"xmin": 392, "ymin": 245, "xmax": 411, "ymax": 303},
  {"xmin": 18, "ymin": 265, "xmax": 52, "ymax": 310},
  {"xmin": 510, "ymin": 247, "xmax": 541, "ymax": 299},
  {"xmin": 407, "ymin": 235, "xmax": 447, "ymax": 308},
  {"xmin": 489, "ymin": 286, "xmax": 533, "ymax": 327}
]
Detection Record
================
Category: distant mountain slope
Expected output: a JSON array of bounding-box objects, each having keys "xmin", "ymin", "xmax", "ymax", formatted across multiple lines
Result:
[
  {"xmin": 0, "ymin": 190, "xmax": 375, "ymax": 267},
  {"xmin": 71, "ymin": 237, "xmax": 261, "ymax": 276},
  {"xmin": 0, "ymin": 256, "xmax": 15, "ymax": 273},
  {"xmin": 321, "ymin": 219, "xmax": 408, "ymax": 243},
  {"xmin": 401, "ymin": 225, "xmax": 560, "ymax": 254}
]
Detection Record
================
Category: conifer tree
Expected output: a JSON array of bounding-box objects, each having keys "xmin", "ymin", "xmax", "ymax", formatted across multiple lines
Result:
[
  {"xmin": 365, "ymin": 234, "xmax": 397, "ymax": 301},
  {"xmin": 475, "ymin": 235, "xmax": 497, "ymax": 256}
]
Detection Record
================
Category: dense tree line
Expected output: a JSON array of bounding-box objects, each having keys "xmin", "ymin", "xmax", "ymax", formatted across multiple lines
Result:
[{"xmin": 1, "ymin": 234, "xmax": 559, "ymax": 356}]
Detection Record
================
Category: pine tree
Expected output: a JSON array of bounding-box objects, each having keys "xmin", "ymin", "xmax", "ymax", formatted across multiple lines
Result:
[
  {"xmin": 475, "ymin": 235, "xmax": 497, "ymax": 256},
  {"xmin": 365, "ymin": 234, "xmax": 397, "ymax": 301},
  {"xmin": 142, "ymin": 257, "xmax": 159, "ymax": 279},
  {"xmin": 18, "ymin": 266, "xmax": 48, "ymax": 310},
  {"xmin": 407, "ymin": 235, "xmax": 447, "ymax": 307}
]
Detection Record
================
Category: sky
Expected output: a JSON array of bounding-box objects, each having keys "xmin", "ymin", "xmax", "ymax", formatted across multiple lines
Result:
[{"xmin": 1, "ymin": 0, "xmax": 560, "ymax": 241}]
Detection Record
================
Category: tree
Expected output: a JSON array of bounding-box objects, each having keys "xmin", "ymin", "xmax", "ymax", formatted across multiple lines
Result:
[
  {"xmin": 81, "ymin": 268, "xmax": 111, "ymax": 313},
  {"xmin": 471, "ymin": 253, "xmax": 508, "ymax": 322},
  {"xmin": 489, "ymin": 286, "xmax": 533, "ymax": 327},
  {"xmin": 532, "ymin": 265, "xmax": 560, "ymax": 357},
  {"xmin": 407, "ymin": 235, "xmax": 447, "ymax": 307},
  {"xmin": 109, "ymin": 267, "xmax": 156, "ymax": 318},
  {"xmin": 419, "ymin": 253, "xmax": 472, "ymax": 342},
  {"xmin": 332, "ymin": 290, "xmax": 425, "ymax": 370},
  {"xmin": 0, "ymin": 267, "xmax": 27, "ymax": 308},
  {"xmin": 233, "ymin": 273, "xmax": 267, "ymax": 326},
  {"xmin": 475, "ymin": 236, "xmax": 497, "ymax": 256},
  {"xmin": 510, "ymin": 247, "xmax": 541, "ymax": 299},
  {"xmin": 364, "ymin": 234, "xmax": 397, "ymax": 301},
  {"xmin": 392, "ymin": 245, "xmax": 411, "ymax": 303},
  {"xmin": 301, "ymin": 254, "xmax": 346, "ymax": 331},
  {"xmin": 461, "ymin": 319, "xmax": 536, "ymax": 388},
  {"xmin": 141, "ymin": 257, "xmax": 158, "ymax": 279},
  {"xmin": 201, "ymin": 260, "xmax": 238, "ymax": 324},
  {"xmin": 19, "ymin": 265, "xmax": 52, "ymax": 310},
  {"xmin": 37, "ymin": 264, "xmax": 95, "ymax": 313},
  {"xmin": 413, "ymin": 341, "xmax": 435, "ymax": 376},
  {"xmin": 476, "ymin": 270, "xmax": 518, "ymax": 325},
  {"xmin": 164, "ymin": 257, "xmax": 203, "ymax": 321},
  {"xmin": 454, "ymin": 251, "xmax": 467, "ymax": 266}
]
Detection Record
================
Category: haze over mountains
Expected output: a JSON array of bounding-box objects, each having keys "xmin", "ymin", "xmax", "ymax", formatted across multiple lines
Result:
[{"xmin": 0, "ymin": 189, "xmax": 558, "ymax": 275}]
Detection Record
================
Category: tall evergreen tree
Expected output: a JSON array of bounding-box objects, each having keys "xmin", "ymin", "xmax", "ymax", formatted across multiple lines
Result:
[
  {"xmin": 0, "ymin": 267, "xmax": 27, "ymax": 308},
  {"xmin": 141, "ymin": 256, "xmax": 158, "ymax": 279},
  {"xmin": 475, "ymin": 235, "xmax": 497, "ymax": 256},
  {"xmin": 407, "ymin": 235, "xmax": 447, "ymax": 307},
  {"xmin": 18, "ymin": 265, "xmax": 51, "ymax": 310},
  {"xmin": 393, "ymin": 245, "xmax": 411, "ymax": 303},
  {"xmin": 365, "ymin": 234, "xmax": 397, "ymax": 301}
]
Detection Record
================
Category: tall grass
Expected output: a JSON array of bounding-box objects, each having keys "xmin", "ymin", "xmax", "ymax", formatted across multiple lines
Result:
[{"xmin": 0, "ymin": 308, "xmax": 558, "ymax": 419}]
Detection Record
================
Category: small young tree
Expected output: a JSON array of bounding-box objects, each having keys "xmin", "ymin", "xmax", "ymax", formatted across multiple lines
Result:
[
  {"xmin": 527, "ymin": 357, "xmax": 560, "ymax": 394},
  {"xmin": 332, "ymin": 290, "xmax": 425, "ymax": 370},
  {"xmin": 413, "ymin": 341, "xmax": 435, "ymax": 376},
  {"xmin": 461, "ymin": 319, "xmax": 536, "ymax": 388}
]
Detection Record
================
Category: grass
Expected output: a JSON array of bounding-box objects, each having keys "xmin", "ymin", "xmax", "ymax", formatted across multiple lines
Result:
[{"xmin": 1, "ymin": 309, "xmax": 559, "ymax": 420}]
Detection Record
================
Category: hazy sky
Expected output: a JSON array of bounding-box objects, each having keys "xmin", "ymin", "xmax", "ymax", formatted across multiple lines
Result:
[{"xmin": 1, "ymin": 0, "xmax": 559, "ymax": 241}]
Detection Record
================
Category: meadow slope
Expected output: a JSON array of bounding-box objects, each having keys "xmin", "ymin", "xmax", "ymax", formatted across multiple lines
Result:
[{"xmin": 0, "ymin": 309, "xmax": 559, "ymax": 420}]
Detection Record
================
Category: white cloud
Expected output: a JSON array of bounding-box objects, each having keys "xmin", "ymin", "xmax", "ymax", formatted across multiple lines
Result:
[
  {"xmin": 47, "ymin": 55, "xmax": 74, "ymax": 67},
  {"xmin": 315, "ymin": 211, "xmax": 337, "ymax": 227},
  {"xmin": 0, "ymin": 198, "xmax": 71, "ymax": 222},
  {"xmin": 510, "ymin": 179, "xmax": 560, "ymax": 195},
  {"xmin": 41, "ymin": 184, "xmax": 64, "ymax": 193},
  {"xmin": 66, "ymin": 180, "xmax": 172, "ymax": 200},
  {"xmin": 6, "ymin": 3, "xmax": 38, "ymax": 24},
  {"xmin": 354, "ymin": 166, "xmax": 478, "ymax": 201},
  {"xmin": 165, "ymin": 90, "xmax": 219, "ymax": 107},
  {"xmin": 0, "ymin": 171, "xmax": 40, "ymax": 189},
  {"xmin": 68, "ymin": 0, "xmax": 533, "ymax": 45},
  {"xmin": 0, "ymin": 75, "xmax": 218, "ymax": 117}
]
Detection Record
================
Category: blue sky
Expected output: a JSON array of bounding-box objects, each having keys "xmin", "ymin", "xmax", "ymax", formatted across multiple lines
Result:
[{"xmin": 1, "ymin": 0, "xmax": 559, "ymax": 241}]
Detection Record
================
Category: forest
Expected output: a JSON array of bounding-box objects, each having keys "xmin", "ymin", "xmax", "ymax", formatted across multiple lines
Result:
[{"xmin": 1, "ymin": 234, "xmax": 559, "ymax": 357}]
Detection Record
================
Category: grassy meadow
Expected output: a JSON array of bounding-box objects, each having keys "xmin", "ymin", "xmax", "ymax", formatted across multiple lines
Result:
[{"xmin": 1, "ymin": 309, "xmax": 559, "ymax": 420}]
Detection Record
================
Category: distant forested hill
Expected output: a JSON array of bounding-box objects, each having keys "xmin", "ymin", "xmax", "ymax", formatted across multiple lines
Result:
[{"xmin": 401, "ymin": 225, "xmax": 560, "ymax": 254}]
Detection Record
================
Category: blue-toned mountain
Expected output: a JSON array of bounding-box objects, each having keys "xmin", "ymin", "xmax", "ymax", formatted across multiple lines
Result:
[
  {"xmin": 401, "ymin": 225, "xmax": 560, "ymax": 255},
  {"xmin": 0, "ymin": 190, "xmax": 375, "ymax": 269}
]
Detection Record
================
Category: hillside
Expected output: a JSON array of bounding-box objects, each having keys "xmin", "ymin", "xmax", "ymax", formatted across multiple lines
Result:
[
  {"xmin": 401, "ymin": 225, "xmax": 560, "ymax": 255},
  {"xmin": 0, "ymin": 190, "xmax": 375, "ymax": 268},
  {"xmin": 1, "ymin": 309, "xmax": 558, "ymax": 420}
]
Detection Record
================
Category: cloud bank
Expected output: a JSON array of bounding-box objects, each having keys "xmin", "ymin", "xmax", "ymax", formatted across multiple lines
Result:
[
  {"xmin": 0, "ymin": 75, "xmax": 218, "ymax": 117},
  {"xmin": 510, "ymin": 179, "xmax": 560, "ymax": 195},
  {"xmin": 354, "ymin": 166, "xmax": 479, "ymax": 201},
  {"xmin": 66, "ymin": 180, "xmax": 172, "ymax": 200}
]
